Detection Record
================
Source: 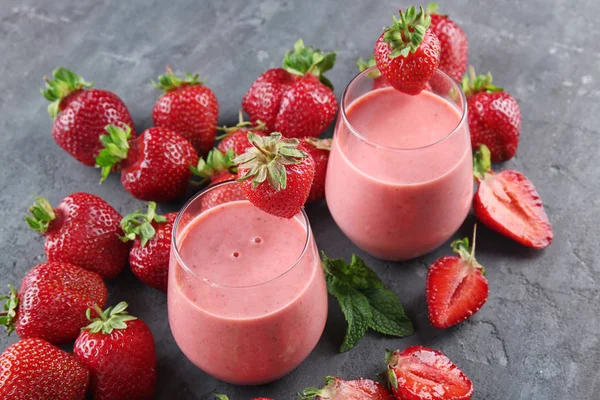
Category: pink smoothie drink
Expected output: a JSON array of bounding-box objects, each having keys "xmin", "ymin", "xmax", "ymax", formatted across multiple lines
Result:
[
  {"xmin": 168, "ymin": 192, "xmax": 327, "ymax": 385},
  {"xmin": 325, "ymin": 69, "xmax": 472, "ymax": 260}
]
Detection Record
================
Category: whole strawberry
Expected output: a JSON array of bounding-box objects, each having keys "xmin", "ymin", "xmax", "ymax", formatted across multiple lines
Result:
[
  {"xmin": 357, "ymin": 56, "xmax": 390, "ymax": 89},
  {"xmin": 242, "ymin": 39, "xmax": 338, "ymax": 138},
  {"xmin": 217, "ymin": 110, "xmax": 266, "ymax": 155},
  {"xmin": 25, "ymin": 193, "xmax": 130, "ymax": 279},
  {"xmin": 96, "ymin": 124, "xmax": 199, "ymax": 202},
  {"xmin": 303, "ymin": 137, "xmax": 330, "ymax": 203},
  {"xmin": 426, "ymin": 226, "xmax": 488, "ymax": 329},
  {"xmin": 462, "ymin": 68, "xmax": 521, "ymax": 161},
  {"xmin": 235, "ymin": 132, "xmax": 315, "ymax": 218},
  {"xmin": 374, "ymin": 6, "xmax": 441, "ymax": 95},
  {"xmin": 191, "ymin": 148, "xmax": 245, "ymax": 209},
  {"xmin": 301, "ymin": 376, "xmax": 394, "ymax": 400},
  {"xmin": 42, "ymin": 67, "xmax": 135, "ymax": 166},
  {"xmin": 473, "ymin": 145, "xmax": 553, "ymax": 248},
  {"xmin": 387, "ymin": 347, "xmax": 473, "ymax": 400},
  {"xmin": 152, "ymin": 67, "xmax": 219, "ymax": 156},
  {"xmin": 427, "ymin": 3, "xmax": 468, "ymax": 81},
  {"xmin": 74, "ymin": 302, "xmax": 156, "ymax": 400},
  {"xmin": 1, "ymin": 262, "xmax": 107, "ymax": 344},
  {"xmin": 121, "ymin": 202, "xmax": 181, "ymax": 292},
  {"xmin": 0, "ymin": 338, "xmax": 89, "ymax": 400}
]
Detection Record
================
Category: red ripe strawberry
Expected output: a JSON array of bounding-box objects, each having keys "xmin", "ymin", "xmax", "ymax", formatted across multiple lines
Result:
[
  {"xmin": 357, "ymin": 56, "xmax": 390, "ymax": 89},
  {"xmin": 462, "ymin": 68, "xmax": 521, "ymax": 161},
  {"xmin": 74, "ymin": 302, "xmax": 156, "ymax": 400},
  {"xmin": 387, "ymin": 346, "xmax": 473, "ymax": 400},
  {"xmin": 217, "ymin": 110, "xmax": 266, "ymax": 155},
  {"xmin": 121, "ymin": 202, "xmax": 183, "ymax": 292},
  {"xmin": 41, "ymin": 67, "xmax": 135, "ymax": 166},
  {"xmin": 0, "ymin": 338, "xmax": 89, "ymax": 400},
  {"xmin": 300, "ymin": 376, "xmax": 394, "ymax": 400},
  {"xmin": 191, "ymin": 148, "xmax": 245, "ymax": 209},
  {"xmin": 235, "ymin": 132, "xmax": 315, "ymax": 219},
  {"xmin": 242, "ymin": 39, "xmax": 338, "ymax": 138},
  {"xmin": 374, "ymin": 6, "xmax": 441, "ymax": 95},
  {"xmin": 303, "ymin": 137, "xmax": 331, "ymax": 203},
  {"xmin": 427, "ymin": 3, "xmax": 468, "ymax": 82},
  {"xmin": 152, "ymin": 67, "xmax": 219, "ymax": 156},
  {"xmin": 1, "ymin": 262, "xmax": 107, "ymax": 344},
  {"xmin": 473, "ymin": 145, "xmax": 553, "ymax": 248},
  {"xmin": 25, "ymin": 193, "xmax": 130, "ymax": 279},
  {"xmin": 426, "ymin": 226, "xmax": 488, "ymax": 329},
  {"xmin": 96, "ymin": 124, "xmax": 199, "ymax": 202}
]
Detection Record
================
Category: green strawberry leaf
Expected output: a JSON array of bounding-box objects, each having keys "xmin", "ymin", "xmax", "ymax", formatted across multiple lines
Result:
[{"xmin": 364, "ymin": 287, "xmax": 414, "ymax": 337}]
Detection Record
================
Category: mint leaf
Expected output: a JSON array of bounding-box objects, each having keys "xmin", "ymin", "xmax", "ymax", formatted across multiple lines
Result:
[
  {"xmin": 364, "ymin": 287, "xmax": 414, "ymax": 337},
  {"xmin": 322, "ymin": 252, "xmax": 384, "ymax": 290},
  {"xmin": 326, "ymin": 276, "xmax": 372, "ymax": 352}
]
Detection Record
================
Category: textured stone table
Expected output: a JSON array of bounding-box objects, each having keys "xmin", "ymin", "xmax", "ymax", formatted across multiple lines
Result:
[{"xmin": 0, "ymin": 0, "xmax": 598, "ymax": 399}]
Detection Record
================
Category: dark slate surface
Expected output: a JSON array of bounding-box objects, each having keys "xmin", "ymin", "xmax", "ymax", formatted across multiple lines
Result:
[{"xmin": 0, "ymin": 0, "xmax": 598, "ymax": 399}]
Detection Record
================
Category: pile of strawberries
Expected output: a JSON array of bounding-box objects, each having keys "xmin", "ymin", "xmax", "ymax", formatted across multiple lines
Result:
[{"xmin": 0, "ymin": 2, "xmax": 554, "ymax": 400}]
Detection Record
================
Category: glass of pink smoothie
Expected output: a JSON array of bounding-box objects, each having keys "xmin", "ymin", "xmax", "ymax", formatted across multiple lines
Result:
[
  {"xmin": 167, "ymin": 181, "xmax": 328, "ymax": 385},
  {"xmin": 326, "ymin": 68, "xmax": 472, "ymax": 261}
]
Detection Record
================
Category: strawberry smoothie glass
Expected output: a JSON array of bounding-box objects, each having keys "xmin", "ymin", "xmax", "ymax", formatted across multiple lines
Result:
[
  {"xmin": 325, "ymin": 68, "xmax": 472, "ymax": 261},
  {"xmin": 167, "ymin": 181, "xmax": 328, "ymax": 385}
]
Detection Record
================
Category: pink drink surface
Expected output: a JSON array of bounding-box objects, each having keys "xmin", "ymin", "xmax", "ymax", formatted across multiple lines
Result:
[
  {"xmin": 167, "ymin": 200, "xmax": 327, "ymax": 385},
  {"xmin": 325, "ymin": 86, "xmax": 473, "ymax": 260}
]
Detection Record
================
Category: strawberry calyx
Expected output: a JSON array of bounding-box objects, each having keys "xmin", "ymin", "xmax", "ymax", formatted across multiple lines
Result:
[
  {"xmin": 426, "ymin": 2, "xmax": 447, "ymax": 17},
  {"xmin": 282, "ymin": 39, "xmax": 337, "ymax": 90},
  {"xmin": 84, "ymin": 301, "xmax": 137, "ymax": 335},
  {"xmin": 120, "ymin": 202, "xmax": 167, "ymax": 247},
  {"xmin": 41, "ymin": 67, "xmax": 94, "ymax": 119},
  {"xmin": 95, "ymin": 124, "xmax": 133, "ymax": 183},
  {"xmin": 451, "ymin": 224, "xmax": 484, "ymax": 274},
  {"xmin": 385, "ymin": 349, "xmax": 401, "ymax": 390},
  {"xmin": 190, "ymin": 148, "xmax": 237, "ymax": 184},
  {"xmin": 473, "ymin": 144, "xmax": 493, "ymax": 180},
  {"xmin": 383, "ymin": 6, "xmax": 432, "ymax": 59},
  {"xmin": 461, "ymin": 66, "xmax": 504, "ymax": 97},
  {"xmin": 213, "ymin": 395, "xmax": 229, "ymax": 400},
  {"xmin": 299, "ymin": 376, "xmax": 338, "ymax": 399},
  {"xmin": 356, "ymin": 56, "xmax": 382, "ymax": 79},
  {"xmin": 0, "ymin": 285, "xmax": 19, "ymax": 335},
  {"xmin": 234, "ymin": 132, "xmax": 307, "ymax": 191},
  {"xmin": 25, "ymin": 196, "xmax": 56, "ymax": 234},
  {"xmin": 152, "ymin": 66, "xmax": 205, "ymax": 93},
  {"xmin": 304, "ymin": 137, "xmax": 332, "ymax": 151},
  {"xmin": 216, "ymin": 110, "xmax": 265, "ymax": 139}
]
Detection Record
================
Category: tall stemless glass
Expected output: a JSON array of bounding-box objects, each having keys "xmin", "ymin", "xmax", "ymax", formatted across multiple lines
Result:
[
  {"xmin": 325, "ymin": 68, "xmax": 472, "ymax": 261},
  {"xmin": 167, "ymin": 181, "xmax": 327, "ymax": 385}
]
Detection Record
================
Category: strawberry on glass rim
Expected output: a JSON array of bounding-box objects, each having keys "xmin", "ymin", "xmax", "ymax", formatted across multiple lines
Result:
[
  {"xmin": 374, "ymin": 6, "xmax": 441, "ymax": 95},
  {"xmin": 217, "ymin": 110, "xmax": 266, "ymax": 156},
  {"xmin": 300, "ymin": 376, "xmax": 394, "ymax": 400},
  {"xmin": 234, "ymin": 132, "xmax": 315, "ymax": 219},
  {"xmin": 426, "ymin": 225, "xmax": 489, "ymax": 329},
  {"xmin": 473, "ymin": 145, "xmax": 553, "ymax": 248}
]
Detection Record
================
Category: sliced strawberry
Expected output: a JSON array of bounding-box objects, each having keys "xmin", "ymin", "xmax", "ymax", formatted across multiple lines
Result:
[
  {"xmin": 426, "ymin": 226, "xmax": 488, "ymax": 329},
  {"xmin": 301, "ymin": 376, "xmax": 394, "ymax": 400},
  {"xmin": 387, "ymin": 346, "xmax": 473, "ymax": 400},
  {"xmin": 473, "ymin": 145, "xmax": 553, "ymax": 248}
]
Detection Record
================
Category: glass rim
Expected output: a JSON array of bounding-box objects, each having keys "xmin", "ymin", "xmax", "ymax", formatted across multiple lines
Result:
[
  {"xmin": 170, "ymin": 180, "xmax": 313, "ymax": 289},
  {"xmin": 340, "ymin": 66, "xmax": 468, "ymax": 152}
]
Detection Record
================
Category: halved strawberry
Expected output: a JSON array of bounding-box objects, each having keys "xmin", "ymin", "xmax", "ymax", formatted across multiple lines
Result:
[
  {"xmin": 300, "ymin": 376, "xmax": 393, "ymax": 400},
  {"xmin": 473, "ymin": 145, "xmax": 553, "ymax": 248},
  {"xmin": 387, "ymin": 346, "xmax": 473, "ymax": 400},
  {"xmin": 426, "ymin": 225, "xmax": 488, "ymax": 329}
]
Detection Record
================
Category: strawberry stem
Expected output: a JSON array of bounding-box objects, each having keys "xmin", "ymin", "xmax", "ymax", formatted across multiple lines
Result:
[
  {"xmin": 190, "ymin": 148, "xmax": 237, "ymax": 184},
  {"xmin": 25, "ymin": 196, "xmax": 56, "ymax": 234},
  {"xmin": 383, "ymin": 6, "xmax": 432, "ymax": 59},
  {"xmin": 152, "ymin": 66, "xmax": 205, "ymax": 93},
  {"xmin": 461, "ymin": 66, "xmax": 504, "ymax": 97},
  {"xmin": 41, "ymin": 67, "xmax": 94, "ymax": 119},
  {"xmin": 121, "ymin": 202, "xmax": 167, "ymax": 247},
  {"xmin": 473, "ymin": 144, "xmax": 493, "ymax": 180},
  {"xmin": 282, "ymin": 39, "xmax": 337, "ymax": 90},
  {"xmin": 84, "ymin": 302, "xmax": 137, "ymax": 335},
  {"xmin": 216, "ymin": 110, "xmax": 265, "ymax": 139},
  {"xmin": 0, "ymin": 285, "xmax": 19, "ymax": 335},
  {"xmin": 95, "ymin": 124, "xmax": 132, "ymax": 183}
]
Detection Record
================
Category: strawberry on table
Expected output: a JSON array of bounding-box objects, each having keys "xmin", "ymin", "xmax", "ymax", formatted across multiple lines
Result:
[
  {"xmin": 0, "ymin": 338, "xmax": 90, "ymax": 400},
  {"xmin": 302, "ymin": 137, "xmax": 331, "ymax": 203},
  {"xmin": 96, "ymin": 124, "xmax": 199, "ymax": 202},
  {"xmin": 427, "ymin": 2, "xmax": 468, "ymax": 82},
  {"xmin": 387, "ymin": 346, "xmax": 474, "ymax": 400},
  {"xmin": 74, "ymin": 302, "xmax": 156, "ymax": 400},
  {"xmin": 357, "ymin": 56, "xmax": 390, "ymax": 89},
  {"xmin": 462, "ymin": 67, "xmax": 521, "ymax": 161},
  {"xmin": 41, "ymin": 67, "xmax": 135, "ymax": 166},
  {"xmin": 217, "ymin": 110, "xmax": 266, "ymax": 156},
  {"xmin": 426, "ymin": 226, "xmax": 488, "ymax": 329},
  {"xmin": 300, "ymin": 376, "xmax": 394, "ymax": 400},
  {"xmin": 473, "ymin": 145, "xmax": 553, "ymax": 248},
  {"xmin": 235, "ymin": 132, "xmax": 315, "ymax": 219},
  {"xmin": 25, "ymin": 193, "xmax": 130, "ymax": 279},
  {"xmin": 1, "ymin": 262, "xmax": 107, "ymax": 344},
  {"xmin": 191, "ymin": 148, "xmax": 245, "ymax": 209},
  {"xmin": 374, "ymin": 6, "xmax": 441, "ymax": 95},
  {"xmin": 152, "ymin": 67, "xmax": 219, "ymax": 156},
  {"xmin": 242, "ymin": 39, "xmax": 338, "ymax": 138}
]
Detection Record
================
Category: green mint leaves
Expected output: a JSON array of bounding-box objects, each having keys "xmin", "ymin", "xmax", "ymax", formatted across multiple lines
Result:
[{"xmin": 321, "ymin": 252, "xmax": 414, "ymax": 352}]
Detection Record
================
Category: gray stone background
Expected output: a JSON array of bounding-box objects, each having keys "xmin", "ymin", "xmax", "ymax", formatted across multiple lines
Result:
[{"xmin": 0, "ymin": 0, "xmax": 598, "ymax": 399}]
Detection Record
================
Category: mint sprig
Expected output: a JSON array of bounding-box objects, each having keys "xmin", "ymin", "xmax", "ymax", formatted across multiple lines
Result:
[{"xmin": 322, "ymin": 252, "xmax": 414, "ymax": 352}]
